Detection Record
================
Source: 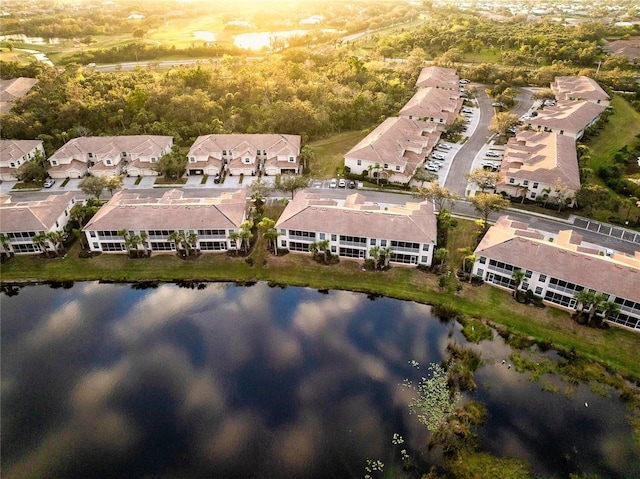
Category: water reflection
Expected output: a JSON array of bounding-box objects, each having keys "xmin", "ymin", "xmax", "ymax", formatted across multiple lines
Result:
[{"xmin": 1, "ymin": 282, "xmax": 638, "ymax": 479}]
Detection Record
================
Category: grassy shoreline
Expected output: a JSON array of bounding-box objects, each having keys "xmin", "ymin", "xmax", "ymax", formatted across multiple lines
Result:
[{"xmin": 2, "ymin": 235, "xmax": 639, "ymax": 381}]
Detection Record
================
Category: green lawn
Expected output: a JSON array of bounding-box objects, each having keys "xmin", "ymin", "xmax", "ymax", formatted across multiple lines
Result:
[
  {"xmin": 586, "ymin": 95, "xmax": 640, "ymax": 176},
  {"xmin": 307, "ymin": 130, "xmax": 365, "ymax": 178}
]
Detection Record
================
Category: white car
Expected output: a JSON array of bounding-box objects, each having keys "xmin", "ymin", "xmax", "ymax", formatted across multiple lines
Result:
[
  {"xmin": 486, "ymin": 151, "xmax": 502, "ymax": 158},
  {"xmin": 338, "ymin": 179, "xmax": 346, "ymax": 188},
  {"xmin": 431, "ymin": 153, "xmax": 446, "ymax": 160},
  {"xmin": 430, "ymin": 160, "xmax": 443, "ymax": 167},
  {"xmin": 437, "ymin": 143, "xmax": 452, "ymax": 150},
  {"xmin": 459, "ymin": 79, "xmax": 470, "ymax": 84},
  {"xmin": 43, "ymin": 179, "xmax": 55, "ymax": 188},
  {"xmin": 329, "ymin": 178, "xmax": 337, "ymax": 188},
  {"xmin": 462, "ymin": 108, "xmax": 473, "ymax": 114},
  {"xmin": 425, "ymin": 164, "xmax": 439, "ymax": 172},
  {"xmin": 482, "ymin": 162, "xmax": 499, "ymax": 171}
]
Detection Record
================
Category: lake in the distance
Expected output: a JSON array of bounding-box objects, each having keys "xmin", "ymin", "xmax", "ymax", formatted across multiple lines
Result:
[{"xmin": 1, "ymin": 282, "xmax": 639, "ymax": 478}]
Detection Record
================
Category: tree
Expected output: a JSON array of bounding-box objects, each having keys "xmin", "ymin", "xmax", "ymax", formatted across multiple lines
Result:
[
  {"xmin": 465, "ymin": 168, "xmax": 500, "ymax": 193},
  {"xmin": 380, "ymin": 246, "xmax": 393, "ymax": 267},
  {"xmin": 258, "ymin": 217, "xmax": 279, "ymax": 255},
  {"xmin": 186, "ymin": 232, "xmax": 199, "ymax": 256},
  {"xmin": 228, "ymin": 231, "xmax": 241, "ymax": 255},
  {"xmin": 414, "ymin": 181, "xmax": 460, "ymax": 211},
  {"xmin": 168, "ymin": 231, "xmax": 187, "ymax": 256},
  {"xmin": 412, "ymin": 168, "xmax": 437, "ymax": 186},
  {"xmin": 573, "ymin": 290, "xmax": 593, "ymax": 317},
  {"xmin": 369, "ymin": 245, "xmax": 381, "ymax": 269},
  {"xmin": 551, "ymin": 178, "xmax": 574, "ymax": 213},
  {"xmin": 470, "ymin": 193, "xmax": 510, "ymax": 229},
  {"xmin": 511, "ymin": 269, "xmax": 525, "ymax": 297},
  {"xmin": 575, "ymin": 184, "xmax": 610, "ymax": 215},
  {"xmin": 154, "ymin": 147, "xmax": 187, "ymax": 181},
  {"xmin": 600, "ymin": 301, "xmax": 620, "ymax": 324},
  {"xmin": 587, "ymin": 293, "xmax": 608, "ymax": 326},
  {"xmin": 105, "ymin": 175, "xmax": 124, "ymax": 196},
  {"xmin": 249, "ymin": 179, "xmax": 272, "ymax": 220},
  {"xmin": 45, "ymin": 231, "xmax": 65, "ymax": 256},
  {"xmin": 277, "ymin": 174, "xmax": 308, "ymax": 199},
  {"xmin": 79, "ymin": 175, "xmax": 106, "ymax": 199},
  {"xmin": 0, "ymin": 233, "xmax": 11, "ymax": 258},
  {"xmin": 434, "ymin": 247, "xmax": 449, "ymax": 271},
  {"xmin": 70, "ymin": 200, "xmax": 100, "ymax": 227},
  {"xmin": 239, "ymin": 221, "xmax": 254, "ymax": 253},
  {"xmin": 299, "ymin": 145, "xmax": 315, "ymax": 173},
  {"xmin": 32, "ymin": 233, "xmax": 49, "ymax": 256},
  {"xmin": 488, "ymin": 112, "xmax": 519, "ymax": 137},
  {"xmin": 15, "ymin": 151, "xmax": 50, "ymax": 185},
  {"xmin": 317, "ymin": 239, "xmax": 330, "ymax": 264}
]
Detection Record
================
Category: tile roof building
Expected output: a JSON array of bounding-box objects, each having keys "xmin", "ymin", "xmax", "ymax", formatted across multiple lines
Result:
[
  {"xmin": 344, "ymin": 117, "xmax": 440, "ymax": 184},
  {"xmin": 187, "ymin": 134, "xmax": 301, "ymax": 178},
  {"xmin": 0, "ymin": 192, "xmax": 76, "ymax": 255},
  {"xmin": 497, "ymin": 131, "xmax": 580, "ymax": 205},
  {"xmin": 472, "ymin": 216, "xmax": 640, "ymax": 331},
  {"xmin": 48, "ymin": 136, "xmax": 173, "ymax": 179},
  {"xmin": 551, "ymin": 76, "xmax": 610, "ymax": 105},
  {"xmin": 0, "ymin": 139, "xmax": 45, "ymax": 181},
  {"xmin": 0, "ymin": 77, "xmax": 38, "ymax": 113},
  {"xmin": 83, "ymin": 189, "xmax": 247, "ymax": 254},
  {"xmin": 524, "ymin": 100, "xmax": 607, "ymax": 140},
  {"xmin": 415, "ymin": 66, "xmax": 459, "ymax": 90},
  {"xmin": 399, "ymin": 87, "xmax": 463, "ymax": 129},
  {"xmin": 276, "ymin": 191, "xmax": 437, "ymax": 266}
]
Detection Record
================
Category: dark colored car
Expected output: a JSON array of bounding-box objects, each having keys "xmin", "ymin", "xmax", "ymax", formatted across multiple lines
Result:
[{"xmin": 348, "ymin": 180, "xmax": 356, "ymax": 189}]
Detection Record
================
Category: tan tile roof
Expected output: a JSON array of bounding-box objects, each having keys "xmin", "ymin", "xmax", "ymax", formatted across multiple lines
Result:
[
  {"xmin": 344, "ymin": 117, "xmax": 439, "ymax": 170},
  {"xmin": 551, "ymin": 76, "xmax": 609, "ymax": 102},
  {"xmin": 526, "ymin": 100, "xmax": 606, "ymax": 135},
  {"xmin": 188, "ymin": 134, "xmax": 301, "ymax": 158},
  {"xmin": 48, "ymin": 159, "xmax": 88, "ymax": 176},
  {"xmin": 399, "ymin": 87, "xmax": 462, "ymax": 123},
  {"xmin": 415, "ymin": 66, "xmax": 459, "ymax": 89},
  {"xmin": 0, "ymin": 192, "xmax": 75, "ymax": 232},
  {"xmin": 84, "ymin": 189, "xmax": 247, "ymax": 232},
  {"xmin": 475, "ymin": 216, "xmax": 640, "ymax": 302},
  {"xmin": 0, "ymin": 77, "xmax": 38, "ymax": 112},
  {"xmin": 0, "ymin": 139, "xmax": 43, "ymax": 163},
  {"xmin": 499, "ymin": 131, "xmax": 580, "ymax": 190},
  {"xmin": 49, "ymin": 136, "xmax": 173, "ymax": 163},
  {"xmin": 276, "ymin": 191, "xmax": 437, "ymax": 244}
]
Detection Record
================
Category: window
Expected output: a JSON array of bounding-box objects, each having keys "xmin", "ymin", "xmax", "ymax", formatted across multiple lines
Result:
[
  {"xmin": 281, "ymin": 240, "xmax": 287, "ymax": 247},
  {"xmin": 509, "ymin": 178, "xmax": 515, "ymax": 184},
  {"xmin": 51, "ymin": 160, "xmax": 57, "ymax": 166},
  {"xmin": 151, "ymin": 157, "xmax": 156, "ymax": 162},
  {"xmin": 331, "ymin": 234, "xmax": 336, "ymax": 241},
  {"xmin": 319, "ymin": 233, "xmax": 325, "ymax": 240},
  {"xmin": 190, "ymin": 157, "xmax": 196, "ymax": 162},
  {"xmin": 331, "ymin": 246, "xmax": 336, "ymax": 253},
  {"xmin": 523, "ymin": 180, "xmax": 528, "ymax": 186},
  {"xmin": 530, "ymin": 192, "xmax": 536, "ymax": 199},
  {"xmin": 533, "ymin": 182, "xmax": 539, "ymax": 189},
  {"xmin": 479, "ymin": 256, "xmax": 486, "ymax": 264},
  {"xmin": 289, "ymin": 241, "xmax": 310, "ymax": 252},
  {"xmin": 381, "ymin": 239, "xmax": 387, "ymax": 247},
  {"xmin": 339, "ymin": 247, "xmax": 366, "ymax": 259},
  {"xmin": 289, "ymin": 156, "xmax": 295, "ymax": 162},
  {"xmin": 355, "ymin": 160, "xmax": 361, "ymax": 167},
  {"xmin": 395, "ymin": 165, "xmax": 400, "ymax": 171},
  {"xmin": 525, "ymin": 270, "xmax": 532, "ymax": 278},
  {"xmin": 535, "ymin": 286, "xmax": 543, "ymax": 295},
  {"xmin": 223, "ymin": 150, "xmax": 227, "ymax": 155},
  {"xmin": 421, "ymin": 256, "xmax": 428, "ymax": 263},
  {"xmin": 280, "ymin": 229, "xmax": 286, "ymax": 235},
  {"xmin": 539, "ymin": 274, "xmax": 547, "ymax": 282},
  {"xmin": 200, "ymin": 241, "xmax": 226, "ymax": 251},
  {"xmin": 10, "ymin": 162, "xmax": 15, "ymax": 168},
  {"xmin": 106, "ymin": 160, "xmax": 111, "ymax": 165},
  {"xmin": 122, "ymin": 152, "xmax": 128, "ymax": 157},
  {"xmin": 88, "ymin": 153, "xmax": 94, "ymax": 158},
  {"xmin": 522, "ymin": 282, "xmax": 529, "ymax": 290},
  {"xmin": 477, "ymin": 268, "xmax": 484, "ymax": 276},
  {"xmin": 370, "ymin": 239, "xmax": 376, "ymax": 246}
]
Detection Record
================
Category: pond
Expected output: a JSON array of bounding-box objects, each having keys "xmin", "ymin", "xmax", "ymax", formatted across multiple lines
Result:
[{"xmin": 1, "ymin": 282, "xmax": 638, "ymax": 478}]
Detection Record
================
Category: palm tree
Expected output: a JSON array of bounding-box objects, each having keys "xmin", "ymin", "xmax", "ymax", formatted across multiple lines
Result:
[
  {"xmin": 46, "ymin": 231, "xmax": 65, "ymax": 256},
  {"xmin": 308, "ymin": 241, "xmax": 319, "ymax": 259},
  {"xmin": 0, "ymin": 233, "xmax": 12, "ymax": 258},
  {"xmin": 434, "ymin": 247, "xmax": 449, "ymax": 271},
  {"xmin": 228, "ymin": 231, "xmax": 241, "ymax": 255},
  {"xmin": 139, "ymin": 231, "xmax": 149, "ymax": 257},
  {"xmin": 258, "ymin": 217, "xmax": 279, "ymax": 255},
  {"xmin": 600, "ymin": 301, "xmax": 620, "ymax": 325},
  {"xmin": 239, "ymin": 221, "xmax": 254, "ymax": 253},
  {"xmin": 511, "ymin": 269, "xmax": 525, "ymax": 298},
  {"xmin": 587, "ymin": 293, "xmax": 607, "ymax": 326},
  {"xmin": 186, "ymin": 232, "xmax": 199, "ymax": 256},
  {"xmin": 573, "ymin": 289, "xmax": 594, "ymax": 318},
  {"xmin": 540, "ymin": 187, "xmax": 552, "ymax": 208},
  {"xmin": 380, "ymin": 246, "xmax": 394, "ymax": 267},
  {"xmin": 369, "ymin": 245, "xmax": 381, "ymax": 269},
  {"xmin": 168, "ymin": 231, "xmax": 187, "ymax": 256},
  {"xmin": 317, "ymin": 239, "xmax": 330, "ymax": 264},
  {"xmin": 32, "ymin": 233, "xmax": 49, "ymax": 256},
  {"xmin": 458, "ymin": 246, "xmax": 474, "ymax": 273}
]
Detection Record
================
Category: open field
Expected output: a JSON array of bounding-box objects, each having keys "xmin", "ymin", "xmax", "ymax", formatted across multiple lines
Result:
[{"xmin": 307, "ymin": 130, "xmax": 365, "ymax": 178}]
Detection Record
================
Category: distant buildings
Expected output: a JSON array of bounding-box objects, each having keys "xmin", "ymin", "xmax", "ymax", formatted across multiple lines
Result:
[
  {"xmin": 0, "ymin": 192, "xmax": 76, "ymax": 255},
  {"xmin": 0, "ymin": 77, "xmax": 38, "ymax": 113},
  {"xmin": 551, "ymin": 76, "xmax": 610, "ymax": 105},
  {"xmin": 472, "ymin": 216, "xmax": 640, "ymax": 331},
  {"xmin": 0, "ymin": 139, "xmax": 45, "ymax": 181},
  {"xmin": 524, "ymin": 100, "xmax": 607, "ymax": 140},
  {"xmin": 399, "ymin": 87, "xmax": 463, "ymax": 129},
  {"xmin": 83, "ymin": 189, "xmax": 247, "ymax": 254},
  {"xmin": 276, "ymin": 191, "xmax": 437, "ymax": 266}
]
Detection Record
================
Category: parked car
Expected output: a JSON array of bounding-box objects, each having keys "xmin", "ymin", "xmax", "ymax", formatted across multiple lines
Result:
[
  {"xmin": 437, "ymin": 143, "xmax": 452, "ymax": 150},
  {"xmin": 530, "ymin": 110, "xmax": 538, "ymax": 117},
  {"xmin": 329, "ymin": 178, "xmax": 337, "ymax": 188},
  {"xmin": 431, "ymin": 153, "xmax": 446, "ymax": 160},
  {"xmin": 459, "ymin": 79, "xmax": 470, "ymax": 84},
  {"xmin": 486, "ymin": 151, "xmax": 502, "ymax": 158},
  {"xmin": 430, "ymin": 160, "xmax": 443, "ymax": 167},
  {"xmin": 425, "ymin": 164, "xmax": 439, "ymax": 172},
  {"xmin": 338, "ymin": 179, "xmax": 346, "ymax": 188},
  {"xmin": 491, "ymin": 102, "xmax": 502, "ymax": 107},
  {"xmin": 348, "ymin": 180, "xmax": 356, "ymax": 189},
  {"xmin": 482, "ymin": 162, "xmax": 499, "ymax": 171},
  {"xmin": 462, "ymin": 108, "xmax": 473, "ymax": 114},
  {"xmin": 43, "ymin": 178, "xmax": 55, "ymax": 188},
  {"xmin": 213, "ymin": 173, "xmax": 221, "ymax": 184}
]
